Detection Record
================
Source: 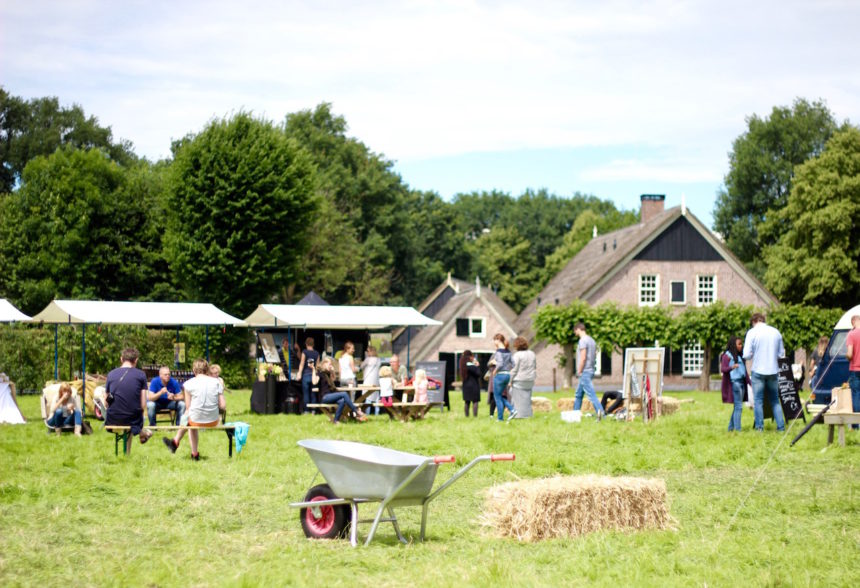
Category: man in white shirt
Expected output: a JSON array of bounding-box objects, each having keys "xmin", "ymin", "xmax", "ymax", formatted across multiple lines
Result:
[{"xmin": 742, "ymin": 312, "xmax": 786, "ymax": 432}]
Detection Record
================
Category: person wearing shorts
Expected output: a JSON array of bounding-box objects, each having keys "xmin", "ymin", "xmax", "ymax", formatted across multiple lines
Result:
[{"xmin": 163, "ymin": 359, "xmax": 224, "ymax": 460}]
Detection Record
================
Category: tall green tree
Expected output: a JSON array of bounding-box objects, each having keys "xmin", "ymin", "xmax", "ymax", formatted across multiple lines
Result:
[
  {"xmin": 0, "ymin": 147, "xmax": 163, "ymax": 312},
  {"xmin": 713, "ymin": 98, "xmax": 842, "ymax": 277},
  {"xmin": 761, "ymin": 127, "xmax": 860, "ymax": 308},
  {"xmin": 0, "ymin": 87, "xmax": 135, "ymax": 193},
  {"xmin": 472, "ymin": 225, "xmax": 542, "ymax": 313},
  {"xmin": 165, "ymin": 112, "xmax": 317, "ymax": 317}
]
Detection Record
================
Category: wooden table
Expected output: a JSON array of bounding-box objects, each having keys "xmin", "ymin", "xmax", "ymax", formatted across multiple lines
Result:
[
  {"xmin": 375, "ymin": 402, "xmax": 441, "ymax": 422},
  {"xmin": 823, "ymin": 413, "xmax": 860, "ymax": 447},
  {"xmin": 336, "ymin": 385, "xmax": 415, "ymax": 404}
]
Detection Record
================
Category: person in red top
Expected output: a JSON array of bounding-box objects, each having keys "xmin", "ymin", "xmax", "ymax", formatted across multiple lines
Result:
[{"xmin": 845, "ymin": 315, "xmax": 860, "ymax": 429}]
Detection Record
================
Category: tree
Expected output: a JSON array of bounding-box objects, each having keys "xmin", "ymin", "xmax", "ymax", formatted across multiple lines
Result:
[
  {"xmin": 472, "ymin": 225, "xmax": 542, "ymax": 313},
  {"xmin": 671, "ymin": 302, "xmax": 753, "ymax": 390},
  {"xmin": 164, "ymin": 112, "xmax": 317, "ymax": 317},
  {"xmin": 762, "ymin": 127, "xmax": 860, "ymax": 308},
  {"xmin": 0, "ymin": 87, "xmax": 135, "ymax": 193},
  {"xmin": 533, "ymin": 300, "xmax": 592, "ymax": 387},
  {"xmin": 0, "ymin": 147, "xmax": 163, "ymax": 312},
  {"xmin": 713, "ymin": 98, "xmax": 842, "ymax": 277}
]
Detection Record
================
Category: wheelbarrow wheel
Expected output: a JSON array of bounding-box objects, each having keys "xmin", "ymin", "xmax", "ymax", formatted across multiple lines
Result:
[{"xmin": 299, "ymin": 484, "xmax": 350, "ymax": 540}]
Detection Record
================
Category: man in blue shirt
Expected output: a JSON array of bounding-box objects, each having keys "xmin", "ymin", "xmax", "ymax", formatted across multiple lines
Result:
[
  {"xmin": 742, "ymin": 313, "xmax": 785, "ymax": 432},
  {"xmin": 146, "ymin": 366, "xmax": 185, "ymax": 426}
]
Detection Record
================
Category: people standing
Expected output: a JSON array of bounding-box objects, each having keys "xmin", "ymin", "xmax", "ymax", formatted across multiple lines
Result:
[
  {"xmin": 742, "ymin": 313, "xmax": 786, "ymax": 432},
  {"xmin": 572, "ymin": 323, "xmax": 604, "ymax": 420},
  {"xmin": 490, "ymin": 334, "xmax": 517, "ymax": 421},
  {"xmin": 361, "ymin": 346, "xmax": 381, "ymax": 415},
  {"xmin": 721, "ymin": 336, "xmax": 750, "ymax": 432},
  {"xmin": 338, "ymin": 341, "xmax": 357, "ymax": 388},
  {"xmin": 845, "ymin": 315, "xmax": 860, "ymax": 430},
  {"xmin": 508, "ymin": 337, "xmax": 536, "ymax": 419},
  {"xmin": 809, "ymin": 335, "xmax": 830, "ymax": 389},
  {"xmin": 104, "ymin": 348, "xmax": 152, "ymax": 451},
  {"xmin": 459, "ymin": 350, "xmax": 482, "ymax": 417},
  {"xmin": 297, "ymin": 337, "xmax": 320, "ymax": 414}
]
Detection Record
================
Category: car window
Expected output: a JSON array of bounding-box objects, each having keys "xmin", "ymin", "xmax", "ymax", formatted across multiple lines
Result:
[{"xmin": 826, "ymin": 332, "xmax": 848, "ymax": 358}]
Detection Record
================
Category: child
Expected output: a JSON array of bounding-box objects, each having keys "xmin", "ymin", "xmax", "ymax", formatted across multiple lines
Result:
[
  {"xmin": 361, "ymin": 346, "xmax": 381, "ymax": 415},
  {"xmin": 412, "ymin": 369, "xmax": 428, "ymax": 404},
  {"xmin": 209, "ymin": 363, "xmax": 227, "ymax": 393},
  {"xmin": 379, "ymin": 365, "xmax": 394, "ymax": 408}
]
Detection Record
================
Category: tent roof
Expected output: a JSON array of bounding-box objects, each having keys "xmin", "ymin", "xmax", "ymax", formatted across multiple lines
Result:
[
  {"xmin": 29, "ymin": 300, "xmax": 245, "ymax": 326},
  {"xmin": 834, "ymin": 304, "xmax": 860, "ymax": 330},
  {"xmin": 0, "ymin": 299, "xmax": 31, "ymax": 322},
  {"xmin": 243, "ymin": 304, "xmax": 443, "ymax": 329}
]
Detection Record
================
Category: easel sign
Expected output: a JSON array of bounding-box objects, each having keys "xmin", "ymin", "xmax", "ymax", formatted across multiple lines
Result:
[{"xmin": 622, "ymin": 347, "xmax": 665, "ymax": 423}]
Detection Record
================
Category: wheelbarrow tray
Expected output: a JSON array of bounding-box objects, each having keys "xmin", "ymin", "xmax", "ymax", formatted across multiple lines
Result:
[{"xmin": 298, "ymin": 439, "xmax": 438, "ymax": 503}]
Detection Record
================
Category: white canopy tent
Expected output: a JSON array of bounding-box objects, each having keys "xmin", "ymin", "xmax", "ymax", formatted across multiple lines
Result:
[
  {"xmin": 243, "ymin": 304, "xmax": 442, "ymax": 367},
  {"xmin": 243, "ymin": 304, "xmax": 441, "ymax": 330},
  {"xmin": 29, "ymin": 300, "xmax": 245, "ymax": 382},
  {"xmin": 0, "ymin": 298, "xmax": 31, "ymax": 322}
]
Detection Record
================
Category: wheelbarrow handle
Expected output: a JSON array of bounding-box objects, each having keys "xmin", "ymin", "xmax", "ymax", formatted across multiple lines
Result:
[
  {"xmin": 433, "ymin": 455, "xmax": 456, "ymax": 464},
  {"xmin": 490, "ymin": 453, "xmax": 515, "ymax": 461}
]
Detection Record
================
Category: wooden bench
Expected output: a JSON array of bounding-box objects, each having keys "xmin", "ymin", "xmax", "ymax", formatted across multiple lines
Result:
[
  {"xmin": 823, "ymin": 413, "xmax": 860, "ymax": 447},
  {"xmin": 374, "ymin": 402, "xmax": 442, "ymax": 422},
  {"xmin": 105, "ymin": 425, "xmax": 242, "ymax": 457},
  {"xmin": 305, "ymin": 403, "xmax": 365, "ymax": 423}
]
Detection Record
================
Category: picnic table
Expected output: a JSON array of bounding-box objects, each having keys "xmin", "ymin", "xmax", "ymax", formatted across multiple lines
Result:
[
  {"xmin": 336, "ymin": 384, "xmax": 415, "ymax": 404},
  {"xmin": 823, "ymin": 413, "xmax": 860, "ymax": 447}
]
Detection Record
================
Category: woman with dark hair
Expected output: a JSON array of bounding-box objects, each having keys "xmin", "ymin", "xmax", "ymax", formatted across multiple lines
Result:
[
  {"xmin": 721, "ymin": 336, "xmax": 750, "ymax": 432},
  {"xmin": 508, "ymin": 336, "xmax": 536, "ymax": 418},
  {"xmin": 459, "ymin": 350, "xmax": 482, "ymax": 417},
  {"xmin": 809, "ymin": 335, "xmax": 829, "ymax": 389},
  {"xmin": 318, "ymin": 357, "xmax": 366, "ymax": 424}
]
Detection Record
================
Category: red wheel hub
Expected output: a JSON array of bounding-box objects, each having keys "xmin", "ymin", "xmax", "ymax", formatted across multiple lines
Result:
[{"xmin": 305, "ymin": 496, "xmax": 335, "ymax": 535}]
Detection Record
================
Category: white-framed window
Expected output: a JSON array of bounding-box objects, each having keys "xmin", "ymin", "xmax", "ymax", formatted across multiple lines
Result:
[
  {"xmin": 639, "ymin": 274, "xmax": 659, "ymax": 306},
  {"xmin": 696, "ymin": 275, "xmax": 716, "ymax": 306},
  {"xmin": 469, "ymin": 317, "xmax": 485, "ymax": 338},
  {"xmin": 594, "ymin": 352, "xmax": 602, "ymax": 376},
  {"xmin": 682, "ymin": 343, "xmax": 704, "ymax": 376},
  {"xmin": 670, "ymin": 280, "xmax": 686, "ymax": 305}
]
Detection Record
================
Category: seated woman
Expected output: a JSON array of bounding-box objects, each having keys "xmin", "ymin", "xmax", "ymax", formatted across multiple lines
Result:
[
  {"xmin": 317, "ymin": 357, "xmax": 366, "ymax": 424},
  {"xmin": 47, "ymin": 383, "xmax": 82, "ymax": 436},
  {"xmin": 163, "ymin": 359, "xmax": 225, "ymax": 460}
]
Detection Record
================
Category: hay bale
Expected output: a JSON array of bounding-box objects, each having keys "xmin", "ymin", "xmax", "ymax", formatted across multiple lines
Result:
[
  {"xmin": 556, "ymin": 397, "xmax": 598, "ymax": 412},
  {"xmin": 556, "ymin": 397, "xmax": 575, "ymax": 411},
  {"xmin": 531, "ymin": 396, "xmax": 552, "ymax": 412},
  {"xmin": 482, "ymin": 475, "xmax": 671, "ymax": 542},
  {"xmin": 659, "ymin": 396, "xmax": 680, "ymax": 415}
]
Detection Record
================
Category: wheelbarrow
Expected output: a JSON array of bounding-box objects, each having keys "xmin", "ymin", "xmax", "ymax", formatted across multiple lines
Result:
[{"xmin": 290, "ymin": 439, "xmax": 515, "ymax": 546}]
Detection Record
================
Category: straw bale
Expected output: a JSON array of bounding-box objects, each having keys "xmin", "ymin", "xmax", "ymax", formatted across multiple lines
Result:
[
  {"xmin": 531, "ymin": 396, "xmax": 552, "ymax": 412},
  {"xmin": 556, "ymin": 397, "xmax": 575, "ymax": 411},
  {"xmin": 556, "ymin": 397, "xmax": 598, "ymax": 412},
  {"xmin": 659, "ymin": 396, "xmax": 680, "ymax": 415},
  {"xmin": 482, "ymin": 475, "xmax": 671, "ymax": 542}
]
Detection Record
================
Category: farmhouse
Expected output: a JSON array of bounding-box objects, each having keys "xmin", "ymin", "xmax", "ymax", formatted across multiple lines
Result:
[
  {"xmin": 515, "ymin": 194, "xmax": 777, "ymax": 387},
  {"xmin": 400, "ymin": 195, "xmax": 777, "ymax": 389}
]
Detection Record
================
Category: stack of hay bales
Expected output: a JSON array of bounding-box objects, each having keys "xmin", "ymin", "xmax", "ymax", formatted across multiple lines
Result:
[
  {"xmin": 482, "ymin": 475, "xmax": 671, "ymax": 542},
  {"xmin": 531, "ymin": 396, "xmax": 552, "ymax": 412}
]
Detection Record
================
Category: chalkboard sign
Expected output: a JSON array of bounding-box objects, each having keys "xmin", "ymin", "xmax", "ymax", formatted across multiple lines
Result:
[
  {"xmin": 416, "ymin": 360, "xmax": 446, "ymax": 406},
  {"xmin": 764, "ymin": 359, "xmax": 804, "ymax": 421}
]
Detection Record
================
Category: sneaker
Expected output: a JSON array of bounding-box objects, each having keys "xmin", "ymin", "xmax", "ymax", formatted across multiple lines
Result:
[
  {"xmin": 507, "ymin": 409, "xmax": 518, "ymax": 422},
  {"xmin": 162, "ymin": 437, "xmax": 177, "ymax": 453}
]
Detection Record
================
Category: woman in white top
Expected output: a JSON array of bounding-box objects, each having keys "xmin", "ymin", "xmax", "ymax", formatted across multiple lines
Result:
[
  {"xmin": 163, "ymin": 359, "xmax": 225, "ymax": 460},
  {"xmin": 339, "ymin": 341, "xmax": 357, "ymax": 387},
  {"xmin": 361, "ymin": 346, "xmax": 381, "ymax": 414}
]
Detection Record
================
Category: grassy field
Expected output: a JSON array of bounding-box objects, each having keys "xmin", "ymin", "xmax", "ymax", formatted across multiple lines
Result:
[{"xmin": 1, "ymin": 389, "xmax": 857, "ymax": 587}]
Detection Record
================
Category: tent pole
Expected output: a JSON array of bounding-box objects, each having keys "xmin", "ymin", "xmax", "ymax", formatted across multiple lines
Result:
[
  {"xmin": 205, "ymin": 325, "xmax": 210, "ymax": 362},
  {"xmin": 175, "ymin": 327, "xmax": 180, "ymax": 369},
  {"xmin": 54, "ymin": 324, "xmax": 58, "ymax": 380},
  {"xmin": 81, "ymin": 324, "xmax": 87, "ymax": 417},
  {"xmin": 407, "ymin": 328, "xmax": 411, "ymax": 370},
  {"xmin": 287, "ymin": 327, "xmax": 292, "ymax": 374}
]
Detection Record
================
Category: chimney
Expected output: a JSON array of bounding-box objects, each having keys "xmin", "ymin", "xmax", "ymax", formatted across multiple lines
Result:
[{"xmin": 640, "ymin": 194, "xmax": 665, "ymax": 223}]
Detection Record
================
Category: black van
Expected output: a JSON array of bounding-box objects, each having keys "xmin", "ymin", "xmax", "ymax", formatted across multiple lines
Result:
[{"xmin": 811, "ymin": 305, "xmax": 859, "ymax": 404}]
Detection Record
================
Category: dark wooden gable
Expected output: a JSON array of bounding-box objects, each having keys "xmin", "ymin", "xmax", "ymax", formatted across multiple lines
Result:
[
  {"xmin": 422, "ymin": 285, "xmax": 457, "ymax": 318},
  {"xmin": 634, "ymin": 216, "xmax": 722, "ymax": 261}
]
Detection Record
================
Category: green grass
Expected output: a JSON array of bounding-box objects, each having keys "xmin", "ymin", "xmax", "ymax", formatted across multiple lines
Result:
[{"xmin": 1, "ymin": 390, "xmax": 857, "ymax": 587}]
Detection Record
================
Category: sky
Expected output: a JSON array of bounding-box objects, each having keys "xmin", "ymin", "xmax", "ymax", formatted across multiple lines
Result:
[{"xmin": 2, "ymin": 0, "xmax": 859, "ymax": 229}]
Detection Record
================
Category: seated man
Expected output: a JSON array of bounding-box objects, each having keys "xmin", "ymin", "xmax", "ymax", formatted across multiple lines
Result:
[
  {"xmin": 146, "ymin": 366, "xmax": 185, "ymax": 426},
  {"xmin": 104, "ymin": 347, "xmax": 152, "ymax": 451}
]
